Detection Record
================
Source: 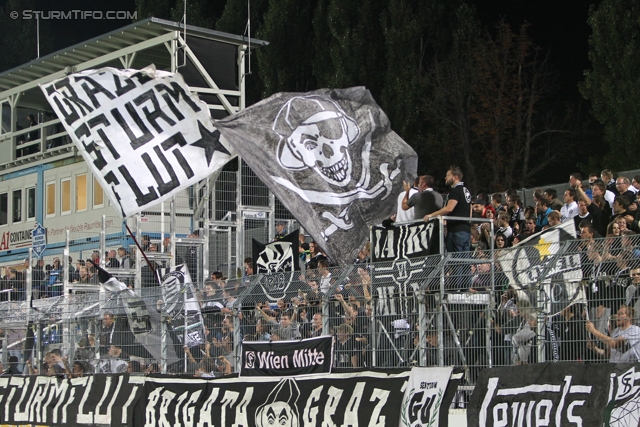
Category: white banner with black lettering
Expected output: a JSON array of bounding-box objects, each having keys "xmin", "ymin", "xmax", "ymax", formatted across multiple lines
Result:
[
  {"xmin": 134, "ymin": 370, "xmax": 410, "ymax": 427},
  {"xmin": 41, "ymin": 66, "xmax": 235, "ymax": 217},
  {"xmin": 241, "ymin": 335, "xmax": 333, "ymax": 376},
  {"xmin": 400, "ymin": 367, "xmax": 453, "ymax": 427}
]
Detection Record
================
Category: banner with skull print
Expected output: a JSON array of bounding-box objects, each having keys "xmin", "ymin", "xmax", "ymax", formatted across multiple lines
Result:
[
  {"xmin": 134, "ymin": 370, "xmax": 412, "ymax": 427},
  {"xmin": 252, "ymin": 230, "xmax": 300, "ymax": 301},
  {"xmin": 216, "ymin": 87, "xmax": 418, "ymax": 264},
  {"xmin": 41, "ymin": 66, "xmax": 235, "ymax": 218}
]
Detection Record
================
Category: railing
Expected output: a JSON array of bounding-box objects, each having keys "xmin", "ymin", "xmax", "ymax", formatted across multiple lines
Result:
[{"xmin": 1, "ymin": 230, "xmax": 638, "ymax": 407}]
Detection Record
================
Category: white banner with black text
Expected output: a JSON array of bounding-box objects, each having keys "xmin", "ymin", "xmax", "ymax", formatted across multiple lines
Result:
[
  {"xmin": 400, "ymin": 366, "xmax": 453, "ymax": 427},
  {"xmin": 41, "ymin": 66, "xmax": 235, "ymax": 217}
]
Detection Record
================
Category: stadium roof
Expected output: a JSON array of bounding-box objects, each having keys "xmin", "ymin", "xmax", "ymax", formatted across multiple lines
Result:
[{"xmin": 0, "ymin": 17, "xmax": 267, "ymax": 96}]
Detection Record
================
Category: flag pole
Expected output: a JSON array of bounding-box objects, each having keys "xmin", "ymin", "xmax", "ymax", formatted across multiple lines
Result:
[{"xmin": 124, "ymin": 222, "xmax": 157, "ymax": 277}]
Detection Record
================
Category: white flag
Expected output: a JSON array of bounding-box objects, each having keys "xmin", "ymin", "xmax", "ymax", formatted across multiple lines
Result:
[{"xmin": 41, "ymin": 65, "xmax": 235, "ymax": 217}]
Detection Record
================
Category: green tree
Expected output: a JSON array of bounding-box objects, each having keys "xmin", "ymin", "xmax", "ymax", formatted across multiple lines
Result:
[
  {"xmin": 422, "ymin": 3, "xmax": 481, "ymax": 190},
  {"xmin": 135, "ymin": 0, "xmax": 174, "ymax": 20},
  {"xmin": 314, "ymin": 0, "xmax": 386, "ymax": 95},
  {"xmin": 581, "ymin": 0, "xmax": 640, "ymax": 169},
  {"xmin": 256, "ymin": 0, "xmax": 318, "ymax": 95},
  {"xmin": 216, "ymin": 0, "xmax": 269, "ymax": 104}
]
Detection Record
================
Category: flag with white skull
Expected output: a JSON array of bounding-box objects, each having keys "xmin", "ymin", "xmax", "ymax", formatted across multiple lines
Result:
[
  {"xmin": 252, "ymin": 230, "xmax": 300, "ymax": 301},
  {"xmin": 215, "ymin": 87, "xmax": 418, "ymax": 264}
]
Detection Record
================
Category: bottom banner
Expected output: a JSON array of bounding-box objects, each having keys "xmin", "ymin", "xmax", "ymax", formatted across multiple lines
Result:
[
  {"xmin": 468, "ymin": 362, "xmax": 640, "ymax": 427},
  {"xmin": 0, "ymin": 367, "xmax": 459, "ymax": 427},
  {"xmin": 134, "ymin": 370, "xmax": 411, "ymax": 427},
  {"xmin": 400, "ymin": 366, "xmax": 459, "ymax": 427},
  {"xmin": 0, "ymin": 374, "xmax": 143, "ymax": 426}
]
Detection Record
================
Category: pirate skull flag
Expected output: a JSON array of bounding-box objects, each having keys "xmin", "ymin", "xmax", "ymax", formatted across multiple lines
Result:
[
  {"xmin": 216, "ymin": 87, "xmax": 418, "ymax": 263},
  {"xmin": 252, "ymin": 230, "xmax": 300, "ymax": 301},
  {"xmin": 40, "ymin": 66, "xmax": 235, "ymax": 217}
]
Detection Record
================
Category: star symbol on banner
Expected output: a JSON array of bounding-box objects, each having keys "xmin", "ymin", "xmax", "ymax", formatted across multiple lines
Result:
[
  {"xmin": 191, "ymin": 120, "xmax": 230, "ymax": 166},
  {"xmin": 535, "ymin": 236, "xmax": 552, "ymax": 261}
]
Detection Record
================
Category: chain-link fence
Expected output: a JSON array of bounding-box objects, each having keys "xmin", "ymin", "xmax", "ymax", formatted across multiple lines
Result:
[{"xmin": 2, "ymin": 232, "xmax": 640, "ymax": 408}]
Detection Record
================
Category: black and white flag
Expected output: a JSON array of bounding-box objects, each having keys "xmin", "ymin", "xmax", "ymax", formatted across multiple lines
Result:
[
  {"xmin": 498, "ymin": 221, "xmax": 585, "ymax": 315},
  {"xmin": 401, "ymin": 367, "xmax": 454, "ymax": 427},
  {"xmin": 41, "ymin": 66, "xmax": 235, "ymax": 217},
  {"xmin": 158, "ymin": 264, "xmax": 205, "ymax": 347},
  {"xmin": 371, "ymin": 221, "xmax": 440, "ymax": 317},
  {"xmin": 252, "ymin": 230, "xmax": 300, "ymax": 301},
  {"xmin": 94, "ymin": 263, "xmax": 179, "ymax": 363},
  {"xmin": 216, "ymin": 87, "xmax": 418, "ymax": 263}
]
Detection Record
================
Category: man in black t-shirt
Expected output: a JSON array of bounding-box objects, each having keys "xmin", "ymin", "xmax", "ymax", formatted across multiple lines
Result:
[{"xmin": 423, "ymin": 165, "xmax": 472, "ymax": 253}]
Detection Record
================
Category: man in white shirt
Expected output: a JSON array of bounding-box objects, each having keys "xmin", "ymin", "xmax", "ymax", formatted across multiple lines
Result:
[
  {"xmin": 496, "ymin": 212, "xmax": 513, "ymax": 240},
  {"xmin": 586, "ymin": 305, "xmax": 640, "ymax": 362},
  {"xmin": 560, "ymin": 189, "xmax": 578, "ymax": 223},
  {"xmin": 395, "ymin": 177, "xmax": 418, "ymax": 222}
]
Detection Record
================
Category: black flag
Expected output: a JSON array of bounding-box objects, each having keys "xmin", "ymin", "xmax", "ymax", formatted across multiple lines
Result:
[
  {"xmin": 252, "ymin": 230, "xmax": 300, "ymax": 301},
  {"xmin": 216, "ymin": 87, "xmax": 418, "ymax": 264}
]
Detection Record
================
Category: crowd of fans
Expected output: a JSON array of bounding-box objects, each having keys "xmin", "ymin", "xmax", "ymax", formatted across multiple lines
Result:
[{"xmin": 2, "ymin": 169, "xmax": 640, "ymax": 378}]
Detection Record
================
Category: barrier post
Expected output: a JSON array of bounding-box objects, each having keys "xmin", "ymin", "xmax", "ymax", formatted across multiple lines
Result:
[
  {"xmin": 27, "ymin": 248, "xmax": 33, "ymax": 305},
  {"xmin": 437, "ymin": 216, "xmax": 445, "ymax": 367},
  {"xmin": 487, "ymin": 219, "xmax": 495, "ymax": 368}
]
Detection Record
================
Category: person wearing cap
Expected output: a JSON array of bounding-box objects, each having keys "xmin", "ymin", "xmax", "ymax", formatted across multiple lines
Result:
[
  {"xmin": 274, "ymin": 221, "xmax": 287, "ymax": 240},
  {"xmin": 472, "ymin": 198, "xmax": 486, "ymax": 218},
  {"xmin": 401, "ymin": 175, "xmax": 443, "ymax": 220}
]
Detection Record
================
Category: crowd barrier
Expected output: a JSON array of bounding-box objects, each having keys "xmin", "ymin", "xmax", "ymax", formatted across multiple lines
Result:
[{"xmin": 1, "ymin": 229, "xmax": 639, "ymax": 411}]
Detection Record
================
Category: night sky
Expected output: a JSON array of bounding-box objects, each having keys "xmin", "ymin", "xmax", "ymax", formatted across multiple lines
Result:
[
  {"xmin": 471, "ymin": 0, "xmax": 599, "ymax": 103},
  {"xmin": 1, "ymin": 0, "xmax": 597, "ymax": 106}
]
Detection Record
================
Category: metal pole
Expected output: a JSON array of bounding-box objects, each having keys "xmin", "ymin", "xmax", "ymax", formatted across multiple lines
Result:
[
  {"xmin": 27, "ymin": 248, "xmax": 33, "ymax": 304},
  {"xmin": 63, "ymin": 230, "xmax": 71, "ymax": 364},
  {"xmin": 488, "ymin": 218, "xmax": 495, "ymax": 368},
  {"xmin": 437, "ymin": 217, "xmax": 445, "ymax": 366},
  {"xmin": 203, "ymin": 189, "xmax": 210, "ymax": 284},
  {"xmin": 183, "ymin": 290, "xmax": 188, "ymax": 372},
  {"xmin": 236, "ymin": 159, "xmax": 244, "ymax": 277},
  {"xmin": 100, "ymin": 233, "xmax": 106, "ymax": 271},
  {"xmin": 135, "ymin": 215, "xmax": 142, "ymax": 291},
  {"xmin": 268, "ymin": 192, "xmax": 275, "ymax": 242},
  {"xmin": 170, "ymin": 197, "xmax": 176, "ymax": 269},
  {"xmin": 161, "ymin": 202, "xmax": 165, "ymax": 253},
  {"xmin": 418, "ymin": 291, "xmax": 426, "ymax": 367},
  {"xmin": 369, "ymin": 225, "xmax": 376, "ymax": 367},
  {"xmin": 227, "ymin": 228, "xmax": 233, "ymax": 279},
  {"xmin": 64, "ymin": 230, "xmax": 70, "ymax": 294},
  {"xmin": 161, "ymin": 320, "xmax": 168, "ymax": 374}
]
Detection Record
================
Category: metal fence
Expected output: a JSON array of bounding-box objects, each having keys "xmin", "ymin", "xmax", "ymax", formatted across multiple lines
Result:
[{"xmin": 2, "ymin": 231, "xmax": 639, "ymax": 407}]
